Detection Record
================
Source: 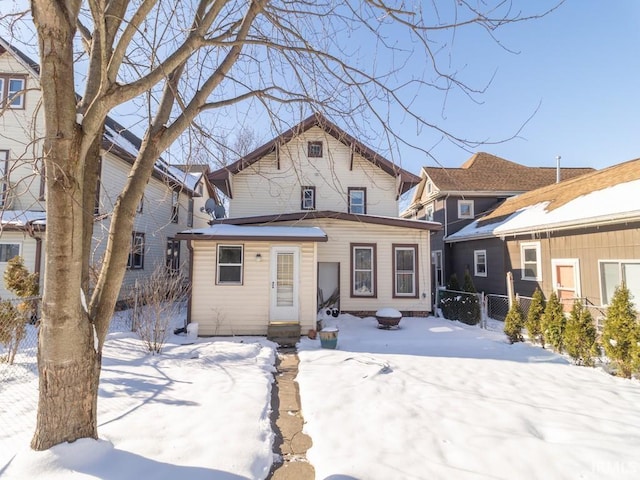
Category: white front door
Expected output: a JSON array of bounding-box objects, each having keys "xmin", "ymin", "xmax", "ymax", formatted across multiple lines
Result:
[{"xmin": 270, "ymin": 246, "xmax": 300, "ymax": 322}]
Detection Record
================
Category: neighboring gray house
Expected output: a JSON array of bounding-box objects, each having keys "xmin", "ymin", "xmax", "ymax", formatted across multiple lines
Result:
[
  {"xmin": 401, "ymin": 152, "xmax": 594, "ymax": 298},
  {"xmin": 445, "ymin": 157, "xmax": 640, "ymax": 310}
]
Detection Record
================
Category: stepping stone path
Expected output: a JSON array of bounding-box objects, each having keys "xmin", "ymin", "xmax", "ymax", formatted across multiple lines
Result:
[{"xmin": 268, "ymin": 348, "xmax": 315, "ymax": 480}]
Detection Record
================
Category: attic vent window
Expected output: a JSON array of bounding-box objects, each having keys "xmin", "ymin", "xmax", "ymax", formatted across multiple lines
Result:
[{"xmin": 307, "ymin": 141, "xmax": 323, "ymax": 158}]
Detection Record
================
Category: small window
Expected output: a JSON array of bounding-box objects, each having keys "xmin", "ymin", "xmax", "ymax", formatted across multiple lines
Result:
[
  {"xmin": 352, "ymin": 244, "xmax": 376, "ymax": 297},
  {"xmin": 217, "ymin": 245, "xmax": 243, "ymax": 284},
  {"xmin": 394, "ymin": 245, "xmax": 418, "ymax": 297},
  {"xmin": 171, "ymin": 191, "xmax": 179, "ymax": 223},
  {"xmin": 600, "ymin": 260, "xmax": 640, "ymax": 307},
  {"xmin": 307, "ymin": 141, "xmax": 323, "ymax": 158},
  {"xmin": 426, "ymin": 181, "xmax": 432, "ymax": 194},
  {"xmin": 0, "ymin": 150, "xmax": 8, "ymax": 208},
  {"xmin": 301, "ymin": 186, "xmax": 316, "ymax": 210},
  {"xmin": 425, "ymin": 205, "xmax": 434, "ymax": 222},
  {"xmin": 458, "ymin": 200, "xmax": 474, "ymax": 219},
  {"xmin": 0, "ymin": 243, "xmax": 21, "ymax": 263},
  {"xmin": 166, "ymin": 238, "xmax": 181, "ymax": 275},
  {"xmin": 521, "ymin": 242, "xmax": 541, "ymax": 281},
  {"xmin": 0, "ymin": 75, "xmax": 26, "ymax": 109},
  {"xmin": 432, "ymin": 250, "xmax": 443, "ymax": 288},
  {"xmin": 474, "ymin": 250, "xmax": 487, "ymax": 277},
  {"xmin": 127, "ymin": 232, "xmax": 145, "ymax": 270},
  {"xmin": 348, "ymin": 188, "xmax": 366, "ymax": 214},
  {"xmin": 137, "ymin": 196, "xmax": 144, "ymax": 214},
  {"xmin": 187, "ymin": 198, "xmax": 194, "ymax": 227}
]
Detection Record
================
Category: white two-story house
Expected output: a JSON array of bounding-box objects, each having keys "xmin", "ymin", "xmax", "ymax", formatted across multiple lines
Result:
[
  {"xmin": 0, "ymin": 38, "xmax": 218, "ymax": 300},
  {"xmin": 177, "ymin": 113, "xmax": 441, "ymax": 336}
]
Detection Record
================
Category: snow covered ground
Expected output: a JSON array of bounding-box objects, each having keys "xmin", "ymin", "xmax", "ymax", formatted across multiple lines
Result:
[
  {"xmin": 298, "ymin": 315, "xmax": 640, "ymax": 480},
  {"xmin": 2, "ymin": 313, "xmax": 639, "ymax": 479}
]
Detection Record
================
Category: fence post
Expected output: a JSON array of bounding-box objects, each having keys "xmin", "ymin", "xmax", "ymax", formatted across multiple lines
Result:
[
  {"xmin": 480, "ymin": 291, "xmax": 487, "ymax": 329},
  {"xmin": 506, "ymin": 271, "xmax": 515, "ymax": 308}
]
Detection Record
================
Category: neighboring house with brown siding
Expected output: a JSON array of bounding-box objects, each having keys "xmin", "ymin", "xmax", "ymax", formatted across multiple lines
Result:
[
  {"xmin": 0, "ymin": 38, "xmax": 219, "ymax": 300},
  {"xmin": 401, "ymin": 152, "xmax": 594, "ymax": 298},
  {"xmin": 178, "ymin": 113, "xmax": 440, "ymax": 336},
  {"xmin": 445, "ymin": 157, "xmax": 640, "ymax": 310}
]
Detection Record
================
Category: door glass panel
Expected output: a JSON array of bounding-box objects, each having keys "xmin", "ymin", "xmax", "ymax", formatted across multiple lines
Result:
[{"xmin": 277, "ymin": 253, "xmax": 294, "ymax": 306}]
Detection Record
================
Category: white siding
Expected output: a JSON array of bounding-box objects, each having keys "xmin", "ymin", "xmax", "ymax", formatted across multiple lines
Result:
[
  {"xmin": 229, "ymin": 127, "xmax": 399, "ymax": 218},
  {"xmin": 189, "ymin": 240, "xmax": 317, "ymax": 336},
  {"xmin": 0, "ymin": 51, "xmax": 46, "ymax": 212},
  {"xmin": 93, "ymin": 152, "xmax": 194, "ymax": 297},
  {"xmin": 0, "ymin": 231, "xmax": 41, "ymax": 299},
  {"xmin": 278, "ymin": 218, "xmax": 432, "ymax": 313}
]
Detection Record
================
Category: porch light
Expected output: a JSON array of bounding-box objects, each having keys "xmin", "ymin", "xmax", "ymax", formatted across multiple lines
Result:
[{"xmin": 255, "ymin": 253, "xmax": 262, "ymax": 262}]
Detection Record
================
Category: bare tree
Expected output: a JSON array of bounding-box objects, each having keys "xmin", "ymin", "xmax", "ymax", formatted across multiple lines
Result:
[{"xmin": 2, "ymin": 0, "xmax": 558, "ymax": 450}]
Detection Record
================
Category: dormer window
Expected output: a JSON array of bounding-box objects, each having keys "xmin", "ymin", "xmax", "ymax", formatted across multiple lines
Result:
[
  {"xmin": 307, "ymin": 141, "xmax": 323, "ymax": 158},
  {"xmin": 0, "ymin": 75, "xmax": 26, "ymax": 109},
  {"xmin": 426, "ymin": 181, "xmax": 433, "ymax": 194}
]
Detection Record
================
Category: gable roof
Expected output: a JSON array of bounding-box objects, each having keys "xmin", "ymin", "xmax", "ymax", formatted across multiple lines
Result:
[
  {"xmin": 0, "ymin": 37, "xmax": 201, "ymax": 196},
  {"xmin": 208, "ymin": 113, "xmax": 421, "ymax": 198},
  {"xmin": 446, "ymin": 157, "xmax": 640, "ymax": 241},
  {"xmin": 419, "ymin": 152, "xmax": 595, "ymax": 195}
]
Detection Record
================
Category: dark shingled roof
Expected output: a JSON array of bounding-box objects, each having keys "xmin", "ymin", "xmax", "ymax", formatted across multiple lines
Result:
[
  {"xmin": 481, "ymin": 157, "xmax": 640, "ymax": 224},
  {"xmin": 424, "ymin": 152, "xmax": 595, "ymax": 193}
]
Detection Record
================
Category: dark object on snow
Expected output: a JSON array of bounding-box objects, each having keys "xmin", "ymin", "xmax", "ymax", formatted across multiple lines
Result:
[
  {"xmin": 331, "ymin": 308, "xmax": 339, "ymax": 317},
  {"xmin": 173, "ymin": 326, "xmax": 187, "ymax": 335}
]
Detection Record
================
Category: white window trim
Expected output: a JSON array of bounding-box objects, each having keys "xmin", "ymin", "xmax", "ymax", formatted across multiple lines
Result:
[
  {"xmin": 217, "ymin": 244, "xmax": 244, "ymax": 285},
  {"xmin": 394, "ymin": 245, "xmax": 417, "ymax": 297},
  {"xmin": 521, "ymin": 242, "xmax": 542, "ymax": 281},
  {"xmin": 8, "ymin": 78, "xmax": 25, "ymax": 109},
  {"xmin": 474, "ymin": 250, "xmax": 487, "ymax": 277},
  {"xmin": 551, "ymin": 258, "xmax": 581, "ymax": 297},
  {"xmin": 0, "ymin": 242, "xmax": 22, "ymax": 263},
  {"xmin": 352, "ymin": 245, "xmax": 375, "ymax": 297},
  {"xmin": 598, "ymin": 259, "xmax": 640, "ymax": 306},
  {"xmin": 457, "ymin": 199, "xmax": 474, "ymax": 219},
  {"xmin": 302, "ymin": 186, "xmax": 315, "ymax": 210}
]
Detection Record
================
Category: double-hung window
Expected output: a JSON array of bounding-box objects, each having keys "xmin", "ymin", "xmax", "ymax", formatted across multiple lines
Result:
[
  {"xmin": 217, "ymin": 245, "xmax": 243, "ymax": 284},
  {"xmin": 474, "ymin": 250, "xmax": 487, "ymax": 277},
  {"xmin": 352, "ymin": 244, "xmax": 376, "ymax": 297},
  {"xmin": 127, "ymin": 232, "xmax": 145, "ymax": 269},
  {"xmin": 393, "ymin": 244, "xmax": 418, "ymax": 297},
  {"xmin": 521, "ymin": 242, "xmax": 541, "ymax": 281},
  {"xmin": 166, "ymin": 238, "xmax": 181, "ymax": 275},
  {"xmin": 301, "ymin": 186, "xmax": 316, "ymax": 210},
  {"xmin": 348, "ymin": 188, "xmax": 366, "ymax": 214}
]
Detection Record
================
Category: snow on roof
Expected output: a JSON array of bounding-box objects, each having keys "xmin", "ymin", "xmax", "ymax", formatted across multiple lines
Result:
[
  {"xmin": 447, "ymin": 179, "xmax": 640, "ymax": 241},
  {"xmin": 0, "ymin": 210, "xmax": 47, "ymax": 226},
  {"xmin": 179, "ymin": 223, "xmax": 328, "ymax": 240}
]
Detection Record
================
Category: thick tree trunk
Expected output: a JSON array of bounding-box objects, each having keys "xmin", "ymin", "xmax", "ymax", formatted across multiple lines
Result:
[{"xmin": 30, "ymin": 0, "xmax": 100, "ymax": 450}]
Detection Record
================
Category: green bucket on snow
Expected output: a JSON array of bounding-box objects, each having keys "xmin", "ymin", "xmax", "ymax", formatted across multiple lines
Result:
[{"xmin": 319, "ymin": 328, "xmax": 338, "ymax": 349}]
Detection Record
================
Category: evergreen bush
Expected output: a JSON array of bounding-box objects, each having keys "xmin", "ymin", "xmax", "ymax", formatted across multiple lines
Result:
[
  {"xmin": 460, "ymin": 269, "xmax": 481, "ymax": 325},
  {"xmin": 602, "ymin": 284, "xmax": 640, "ymax": 378},
  {"xmin": 564, "ymin": 300, "xmax": 598, "ymax": 366},
  {"xmin": 504, "ymin": 299, "xmax": 525, "ymax": 343},
  {"xmin": 525, "ymin": 288, "xmax": 545, "ymax": 344},
  {"xmin": 541, "ymin": 291, "xmax": 565, "ymax": 351}
]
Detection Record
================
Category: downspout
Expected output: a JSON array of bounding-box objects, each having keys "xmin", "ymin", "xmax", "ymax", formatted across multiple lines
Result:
[{"xmin": 186, "ymin": 240, "xmax": 194, "ymax": 326}]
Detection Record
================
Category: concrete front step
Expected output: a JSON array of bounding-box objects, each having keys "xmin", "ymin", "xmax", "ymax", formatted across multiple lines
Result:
[{"xmin": 267, "ymin": 322, "xmax": 301, "ymax": 347}]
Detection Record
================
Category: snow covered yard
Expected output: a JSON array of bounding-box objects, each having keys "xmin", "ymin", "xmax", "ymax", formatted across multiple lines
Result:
[
  {"xmin": 2, "ymin": 313, "xmax": 640, "ymax": 480},
  {"xmin": 1, "ymin": 331, "xmax": 277, "ymax": 480},
  {"xmin": 298, "ymin": 315, "xmax": 640, "ymax": 480}
]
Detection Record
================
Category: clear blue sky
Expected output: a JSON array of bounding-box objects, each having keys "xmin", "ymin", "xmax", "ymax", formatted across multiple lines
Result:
[
  {"xmin": 397, "ymin": 0, "xmax": 640, "ymax": 172},
  {"xmin": 2, "ymin": 1, "xmax": 638, "ymax": 174}
]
